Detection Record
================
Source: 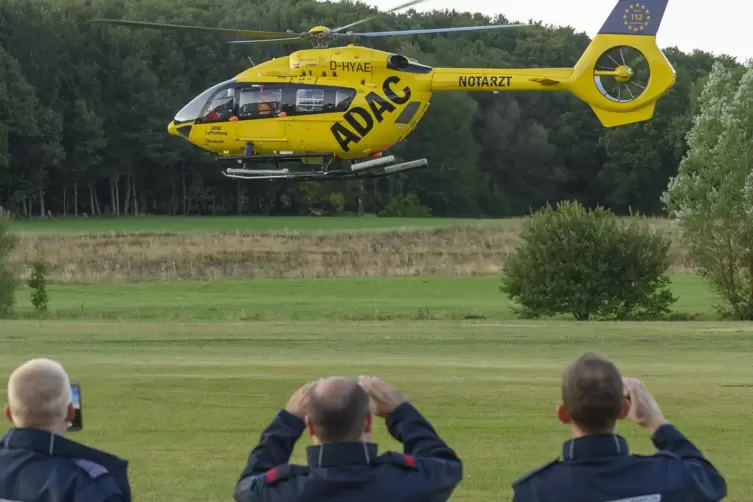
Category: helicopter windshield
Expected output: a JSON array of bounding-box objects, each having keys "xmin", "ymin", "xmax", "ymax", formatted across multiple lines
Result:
[{"xmin": 174, "ymin": 79, "xmax": 236, "ymax": 124}]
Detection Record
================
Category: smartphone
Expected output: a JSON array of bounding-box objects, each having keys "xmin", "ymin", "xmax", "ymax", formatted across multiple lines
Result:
[{"xmin": 68, "ymin": 382, "xmax": 83, "ymax": 431}]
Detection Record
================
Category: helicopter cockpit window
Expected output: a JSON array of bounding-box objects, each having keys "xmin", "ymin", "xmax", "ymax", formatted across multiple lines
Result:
[
  {"xmin": 174, "ymin": 79, "xmax": 235, "ymax": 124},
  {"xmin": 197, "ymin": 87, "xmax": 236, "ymax": 124},
  {"xmin": 334, "ymin": 89, "xmax": 356, "ymax": 111},
  {"xmin": 238, "ymin": 87, "xmax": 282, "ymax": 118}
]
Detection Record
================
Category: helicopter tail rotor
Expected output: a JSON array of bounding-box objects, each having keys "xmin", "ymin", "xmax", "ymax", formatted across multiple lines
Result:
[{"xmin": 564, "ymin": 0, "xmax": 675, "ymax": 127}]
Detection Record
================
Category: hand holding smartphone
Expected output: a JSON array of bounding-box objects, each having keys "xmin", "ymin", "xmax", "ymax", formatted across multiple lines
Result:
[{"xmin": 68, "ymin": 382, "xmax": 82, "ymax": 431}]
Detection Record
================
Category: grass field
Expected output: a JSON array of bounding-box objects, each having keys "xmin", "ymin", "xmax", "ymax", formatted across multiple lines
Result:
[
  {"xmin": 10, "ymin": 273, "xmax": 719, "ymax": 321},
  {"xmin": 2, "ymin": 215, "xmax": 748, "ymax": 501},
  {"xmin": 1, "ymin": 320, "xmax": 751, "ymax": 502},
  {"xmin": 8, "ymin": 215, "xmax": 492, "ymax": 235}
]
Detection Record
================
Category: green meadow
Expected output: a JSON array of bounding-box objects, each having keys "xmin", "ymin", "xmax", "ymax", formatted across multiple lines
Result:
[{"xmin": 1, "ymin": 216, "xmax": 749, "ymax": 501}]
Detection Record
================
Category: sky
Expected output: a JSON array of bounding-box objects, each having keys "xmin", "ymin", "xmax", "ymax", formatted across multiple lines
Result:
[{"xmin": 355, "ymin": 0, "xmax": 749, "ymax": 63}]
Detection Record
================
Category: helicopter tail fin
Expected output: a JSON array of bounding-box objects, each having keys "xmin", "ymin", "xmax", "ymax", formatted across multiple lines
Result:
[
  {"xmin": 566, "ymin": 0, "xmax": 675, "ymax": 127},
  {"xmin": 597, "ymin": 0, "xmax": 669, "ymax": 36}
]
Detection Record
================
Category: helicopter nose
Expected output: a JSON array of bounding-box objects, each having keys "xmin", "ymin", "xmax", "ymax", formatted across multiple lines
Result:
[{"xmin": 168, "ymin": 120, "xmax": 193, "ymax": 139}]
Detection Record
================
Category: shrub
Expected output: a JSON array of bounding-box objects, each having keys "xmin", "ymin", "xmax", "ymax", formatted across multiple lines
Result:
[
  {"xmin": 500, "ymin": 200, "xmax": 676, "ymax": 320},
  {"xmin": 378, "ymin": 194, "xmax": 431, "ymax": 217},
  {"xmin": 28, "ymin": 259, "xmax": 49, "ymax": 313},
  {"xmin": 0, "ymin": 210, "xmax": 19, "ymax": 318}
]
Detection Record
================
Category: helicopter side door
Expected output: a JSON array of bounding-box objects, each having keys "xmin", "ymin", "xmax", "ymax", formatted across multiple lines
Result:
[{"xmin": 234, "ymin": 85, "xmax": 287, "ymax": 144}]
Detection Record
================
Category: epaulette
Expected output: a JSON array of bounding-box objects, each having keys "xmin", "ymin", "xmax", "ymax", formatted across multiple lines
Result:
[
  {"xmin": 375, "ymin": 452, "xmax": 419, "ymax": 469},
  {"xmin": 260, "ymin": 464, "xmax": 310, "ymax": 485},
  {"xmin": 512, "ymin": 458, "xmax": 560, "ymax": 485},
  {"xmin": 73, "ymin": 458, "xmax": 110, "ymax": 480}
]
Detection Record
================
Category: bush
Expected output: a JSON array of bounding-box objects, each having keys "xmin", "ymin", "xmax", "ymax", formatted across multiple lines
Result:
[
  {"xmin": 500, "ymin": 201, "xmax": 676, "ymax": 320},
  {"xmin": 378, "ymin": 194, "xmax": 432, "ymax": 217},
  {"xmin": 28, "ymin": 259, "xmax": 49, "ymax": 314},
  {"xmin": 0, "ymin": 210, "xmax": 19, "ymax": 318}
]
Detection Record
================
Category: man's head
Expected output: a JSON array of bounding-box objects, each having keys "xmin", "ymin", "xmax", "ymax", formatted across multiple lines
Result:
[
  {"xmin": 556, "ymin": 352, "xmax": 629, "ymax": 436},
  {"xmin": 5, "ymin": 358, "xmax": 74, "ymax": 435},
  {"xmin": 305, "ymin": 376, "xmax": 372, "ymax": 444}
]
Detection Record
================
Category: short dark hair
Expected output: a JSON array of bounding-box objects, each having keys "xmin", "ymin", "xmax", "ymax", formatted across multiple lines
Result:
[
  {"xmin": 561, "ymin": 352, "xmax": 624, "ymax": 433},
  {"xmin": 307, "ymin": 379, "xmax": 370, "ymax": 442}
]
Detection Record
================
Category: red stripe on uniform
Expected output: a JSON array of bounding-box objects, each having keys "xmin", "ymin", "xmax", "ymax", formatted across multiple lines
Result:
[
  {"xmin": 403, "ymin": 455, "xmax": 416, "ymax": 467},
  {"xmin": 265, "ymin": 468, "xmax": 279, "ymax": 483}
]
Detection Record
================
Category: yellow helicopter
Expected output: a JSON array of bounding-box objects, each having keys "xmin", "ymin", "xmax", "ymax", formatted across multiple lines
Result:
[{"xmin": 90, "ymin": 0, "xmax": 675, "ymax": 181}]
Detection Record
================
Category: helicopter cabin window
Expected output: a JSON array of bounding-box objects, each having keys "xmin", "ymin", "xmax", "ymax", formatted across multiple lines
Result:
[
  {"xmin": 197, "ymin": 86, "xmax": 236, "ymax": 124},
  {"xmin": 295, "ymin": 88, "xmax": 325, "ymax": 112},
  {"xmin": 237, "ymin": 87, "xmax": 282, "ymax": 119}
]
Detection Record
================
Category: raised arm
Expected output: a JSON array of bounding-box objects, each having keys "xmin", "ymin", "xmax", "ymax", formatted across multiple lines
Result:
[
  {"xmin": 624, "ymin": 377, "xmax": 727, "ymax": 502},
  {"xmin": 651, "ymin": 424, "xmax": 727, "ymax": 502},
  {"xmin": 237, "ymin": 409, "xmax": 306, "ymax": 479},
  {"xmin": 234, "ymin": 381, "xmax": 316, "ymax": 501},
  {"xmin": 385, "ymin": 402, "xmax": 460, "ymax": 462},
  {"xmin": 360, "ymin": 376, "xmax": 463, "ymax": 502}
]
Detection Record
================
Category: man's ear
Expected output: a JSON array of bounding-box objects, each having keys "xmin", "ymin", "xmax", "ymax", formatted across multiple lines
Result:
[
  {"xmin": 556, "ymin": 404, "xmax": 572, "ymax": 425},
  {"xmin": 617, "ymin": 398, "xmax": 630, "ymax": 420},
  {"xmin": 305, "ymin": 415, "xmax": 315, "ymax": 437},
  {"xmin": 4, "ymin": 404, "xmax": 12, "ymax": 424}
]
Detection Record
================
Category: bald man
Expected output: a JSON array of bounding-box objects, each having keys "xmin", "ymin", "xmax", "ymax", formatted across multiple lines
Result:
[
  {"xmin": 0, "ymin": 358, "xmax": 131, "ymax": 502},
  {"xmin": 234, "ymin": 376, "xmax": 462, "ymax": 502}
]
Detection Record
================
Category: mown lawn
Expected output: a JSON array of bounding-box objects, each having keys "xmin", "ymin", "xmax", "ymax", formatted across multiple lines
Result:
[
  {"xmin": 0, "ymin": 320, "xmax": 750, "ymax": 502},
  {"xmin": 12, "ymin": 273, "xmax": 719, "ymax": 321},
  {"xmin": 8, "ymin": 215, "xmax": 500, "ymax": 235}
]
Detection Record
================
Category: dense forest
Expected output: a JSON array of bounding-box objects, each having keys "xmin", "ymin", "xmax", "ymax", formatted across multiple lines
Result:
[{"xmin": 0, "ymin": 0, "xmax": 742, "ymax": 218}]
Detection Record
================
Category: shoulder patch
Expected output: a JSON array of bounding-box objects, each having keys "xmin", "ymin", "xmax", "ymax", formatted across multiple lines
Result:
[
  {"xmin": 375, "ymin": 452, "xmax": 419, "ymax": 469},
  {"xmin": 73, "ymin": 458, "xmax": 109, "ymax": 480},
  {"xmin": 260, "ymin": 464, "xmax": 309, "ymax": 485},
  {"xmin": 513, "ymin": 458, "xmax": 560, "ymax": 485}
]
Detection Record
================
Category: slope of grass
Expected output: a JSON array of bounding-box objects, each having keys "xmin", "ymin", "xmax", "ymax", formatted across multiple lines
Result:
[
  {"xmin": 13, "ymin": 273, "xmax": 718, "ymax": 321},
  {"xmin": 0, "ymin": 320, "xmax": 750, "ymax": 502}
]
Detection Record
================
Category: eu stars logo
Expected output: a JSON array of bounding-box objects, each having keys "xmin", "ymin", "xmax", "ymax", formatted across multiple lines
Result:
[{"xmin": 623, "ymin": 3, "xmax": 650, "ymax": 32}]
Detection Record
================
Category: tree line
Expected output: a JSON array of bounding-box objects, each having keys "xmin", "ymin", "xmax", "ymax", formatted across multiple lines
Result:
[{"xmin": 0, "ymin": 0, "xmax": 742, "ymax": 218}]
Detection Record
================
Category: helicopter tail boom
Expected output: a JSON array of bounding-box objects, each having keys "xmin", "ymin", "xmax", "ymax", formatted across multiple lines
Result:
[
  {"xmin": 430, "ymin": 68, "xmax": 573, "ymax": 92},
  {"xmin": 432, "ymin": 0, "xmax": 674, "ymax": 127}
]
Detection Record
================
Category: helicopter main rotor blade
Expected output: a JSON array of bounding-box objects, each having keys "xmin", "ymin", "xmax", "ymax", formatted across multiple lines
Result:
[
  {"xmin": 331, "ymin": 0, "xmax": 428, "ymax": 33},
  {"xmin": 226, "ymin": 36, "xmax": 310, "ymax": 44},
  {"xmin": 88, "ymin": 19, "xmax": 293, "ymax": 39},
  {"xmin": 343, "ymin": 23, "xmax": 530, "ymax": 37}
]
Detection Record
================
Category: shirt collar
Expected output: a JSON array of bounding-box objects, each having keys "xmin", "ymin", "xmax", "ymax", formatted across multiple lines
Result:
[
  {"xmin": 0, "ymin": 428, "xmax": 128, "ymax": 468},
  {"xmin": 306, "ymin": 443, "xmax": 378, "ymax": 467},
  {"xmin": 562, "ymin": 434, "xmax": 629, "ymax": 461}
]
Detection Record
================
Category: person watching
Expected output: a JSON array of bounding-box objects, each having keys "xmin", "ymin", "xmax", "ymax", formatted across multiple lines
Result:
[
  {"xmin": 512, "ymin": 352, "xmax": 727, "ymax": 502},
  {"xmin": 234, "ymin": 375, "xmax": 463, "ymax": 502},
  {"xmin": 0, "ymin": 358, "xmax": 131, "ymax": 502}
]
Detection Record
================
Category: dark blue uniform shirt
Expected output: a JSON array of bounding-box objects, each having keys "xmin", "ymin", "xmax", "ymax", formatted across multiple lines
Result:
[
  {"xmin": 0, "ymin": 428, "xmax": 130, "ymax": 502},
  {"xmin": 234, "ymin": 401, "xmax": 463, "ymax": 502},
  {"xmin": 512, "ymin": 423, "xmax": 727, "ymax": 502}
]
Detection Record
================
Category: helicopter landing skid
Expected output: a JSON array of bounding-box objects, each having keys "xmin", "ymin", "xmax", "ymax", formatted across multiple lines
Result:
[{"xmin": 220, "ymin": 154, "xmax": 428, "ymax": 182}]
